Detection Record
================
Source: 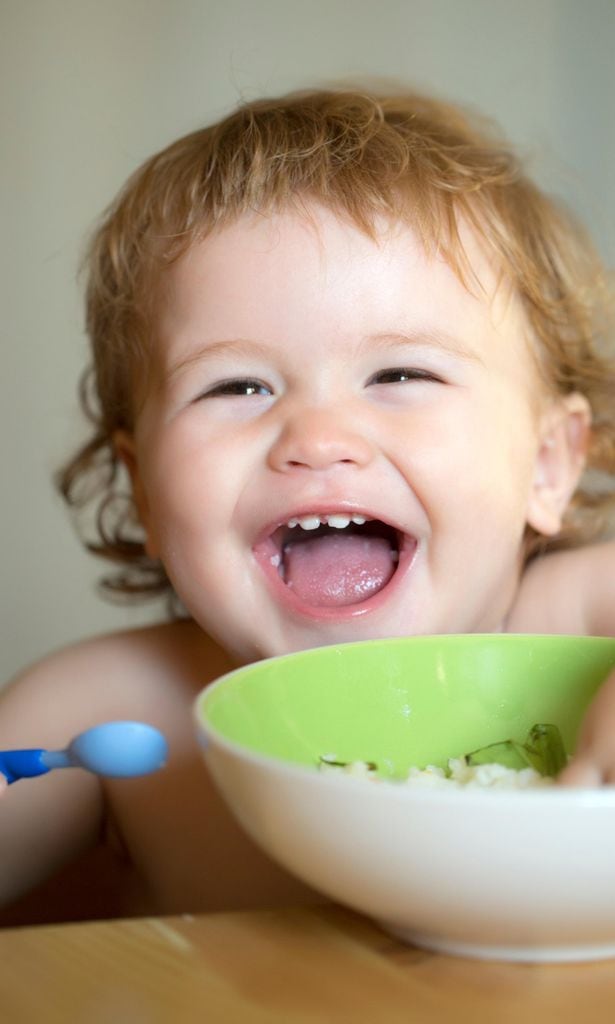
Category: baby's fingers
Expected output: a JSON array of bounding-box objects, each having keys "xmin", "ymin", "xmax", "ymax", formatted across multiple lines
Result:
[
  {"xmin": 558, "ymin": 741, "xmax": 615, "ymax": 786},
  {"xmin": 557, "ymin": 755, "xmax": 604, "ymax": 787}
]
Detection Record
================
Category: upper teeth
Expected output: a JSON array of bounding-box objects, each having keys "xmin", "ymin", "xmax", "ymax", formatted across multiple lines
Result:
[{"xmin": 286, "ymin": 513, "xmax": 369, "ymax": 531}]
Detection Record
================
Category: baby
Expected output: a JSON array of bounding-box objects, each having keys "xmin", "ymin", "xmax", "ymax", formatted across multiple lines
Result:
[{"xmin": 1, "ymin": 87, "xmax": 614, "ymax": 924}]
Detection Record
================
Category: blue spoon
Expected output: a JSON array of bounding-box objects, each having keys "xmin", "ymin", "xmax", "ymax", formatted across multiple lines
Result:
[{"xmin": 0, "ymin": 721, "xmax": 168, "ymax": 784}]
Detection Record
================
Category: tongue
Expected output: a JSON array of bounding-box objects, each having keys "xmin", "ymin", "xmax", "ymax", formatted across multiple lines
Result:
[{"xmin": 283, "ymin": 532, "xmax": 396, "ymax": 607}]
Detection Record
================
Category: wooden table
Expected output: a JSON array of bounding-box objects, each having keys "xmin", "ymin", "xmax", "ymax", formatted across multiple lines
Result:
[{"xmin": 1, "ymin": 904, "xmax": 615, "ymax": 1023}]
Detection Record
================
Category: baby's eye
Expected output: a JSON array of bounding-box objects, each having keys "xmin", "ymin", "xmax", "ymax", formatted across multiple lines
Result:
[
  {"xmin": 202, "ymin": 378, "xmax": 272, "ymax": 398},
  {"xmin": 367, "ymin": 367, "xmax": 444, "ymax": 386}
]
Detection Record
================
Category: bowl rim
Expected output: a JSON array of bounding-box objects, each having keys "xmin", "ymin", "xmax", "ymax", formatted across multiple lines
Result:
[{"xmin": 194, "ymin": 633, "xmax": 615, "ymax": 809}]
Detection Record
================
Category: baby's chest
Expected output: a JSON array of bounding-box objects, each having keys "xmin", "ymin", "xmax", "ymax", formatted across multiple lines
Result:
[{"xmin": 107, "ymin": 748, "xmax": 322, "ymax": 915}]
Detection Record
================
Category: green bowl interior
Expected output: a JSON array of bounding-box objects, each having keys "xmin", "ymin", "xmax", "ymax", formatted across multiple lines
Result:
[{"xmin": 197, "ymin": 635, "xmax": 615, "ymax": 778}]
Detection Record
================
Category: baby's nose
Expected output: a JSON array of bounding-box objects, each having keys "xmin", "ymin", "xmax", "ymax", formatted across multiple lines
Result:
[{"xmin": 267, "ymin": 405, "xmax": 374, "ymax": 473}]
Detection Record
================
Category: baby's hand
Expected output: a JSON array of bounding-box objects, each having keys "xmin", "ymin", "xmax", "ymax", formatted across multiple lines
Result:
[{"xmin": 558, "ymin": 667, "xmax": 615, "ymax": 786}]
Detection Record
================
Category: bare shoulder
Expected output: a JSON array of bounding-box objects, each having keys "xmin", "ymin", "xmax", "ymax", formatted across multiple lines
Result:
[
  {"xmin": 0, "ymin": 624, "xmax": 325, "ymax": 919},
  {"xmin": 508, "ymin": 540, "xmax": 615, "ymax": 636},
  {"xmin": 0, "ymin": 619, "xmax": 235, "ymax": 748}
]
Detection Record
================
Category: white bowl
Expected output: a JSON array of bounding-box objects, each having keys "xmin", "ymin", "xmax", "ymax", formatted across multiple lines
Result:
[{"xmin": 195, "ymin": 635, "xmax": 615, "ymax": 962}]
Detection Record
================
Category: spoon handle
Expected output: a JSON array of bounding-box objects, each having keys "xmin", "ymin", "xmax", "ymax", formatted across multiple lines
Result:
[{"xmin": 0, "ymin": 749, "xmax": 49, "ymax": 784}]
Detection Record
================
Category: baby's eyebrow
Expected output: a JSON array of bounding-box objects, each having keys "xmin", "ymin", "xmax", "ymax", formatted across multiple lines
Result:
[
  {"xmin": 164, "ymin": 327, "xmax": 481, "ymax": 382},
  {"xmin": 165, "ymin": 338, "xmax": 272, "ymax": 381},
  {"xmin": 363, "ymin": 329, "xmax": 482, "ymax": 362}
]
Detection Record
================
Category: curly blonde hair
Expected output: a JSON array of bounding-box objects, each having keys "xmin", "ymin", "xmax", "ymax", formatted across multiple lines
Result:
[{"xmin": 58, "ymin": 86, "xmax": 615, "ymax": 598}]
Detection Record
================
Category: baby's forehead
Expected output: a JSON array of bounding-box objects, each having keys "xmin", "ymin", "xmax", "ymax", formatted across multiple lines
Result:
[
  {"xmin": 158, "ymin": 203, "xmax": 523, "ymax": 335},
  {"xmin": 439, "ymin": 214, "xmax": 522, "ymax": 325},
  {"xmin": 150, "ymin": 206, "xmax": 537, "ymax": 402}
]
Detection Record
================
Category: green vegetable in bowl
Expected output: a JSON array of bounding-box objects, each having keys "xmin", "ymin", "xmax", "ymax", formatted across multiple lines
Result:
[
  {"xmin": 318, "ymin": 723, "xmax": 568, "ymax": 780},
  {"xmin": 463, "ymin": 723, "xmax": 567, "ymax": 777},
  {"xmin": 319, "ymin": 753, "xmax": 377, "ymax": 772}
]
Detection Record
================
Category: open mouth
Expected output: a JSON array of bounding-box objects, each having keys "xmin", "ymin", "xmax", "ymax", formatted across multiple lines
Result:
[{"xmin": 256, "ymin": 512, "xmax": 407, "ymax": 610}]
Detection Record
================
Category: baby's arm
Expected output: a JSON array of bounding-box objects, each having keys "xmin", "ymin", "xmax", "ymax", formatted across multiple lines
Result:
[
  {"xmin": 554, "ymin": 540, "xmax": 615, "ymax": 785},
  {"xmin": 0, "ymin": 646, "xmax": 107, "ymax": 910}
]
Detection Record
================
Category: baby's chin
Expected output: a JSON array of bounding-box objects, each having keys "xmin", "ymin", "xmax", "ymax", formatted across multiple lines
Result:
[
  {"xmin": 186, "ymin": 570, "xmax": 509, "ymax": 664},
  {"xmin": 224, "ymin": 617, "xmax": 426, "ymax": 664}
]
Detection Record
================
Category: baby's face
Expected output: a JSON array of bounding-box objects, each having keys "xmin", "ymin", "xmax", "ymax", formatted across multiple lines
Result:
[{"xmin": 127, "ymin": 204, "xmax": 558, "ymax": 662}]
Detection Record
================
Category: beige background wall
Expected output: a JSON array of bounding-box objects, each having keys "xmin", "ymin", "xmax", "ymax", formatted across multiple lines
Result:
[{"xmin": 2, "ymin": 0, "xmax": 615, "ymax": 683}]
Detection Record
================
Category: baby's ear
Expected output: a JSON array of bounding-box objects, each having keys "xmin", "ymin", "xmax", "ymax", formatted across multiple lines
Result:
[
  {"xmin": 526, "ymin": 393, "xmax": 591, "ymax": 536},
  {"xmin": 113, "ymin": 430, "xmax": 160, "ymax": 559}
]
